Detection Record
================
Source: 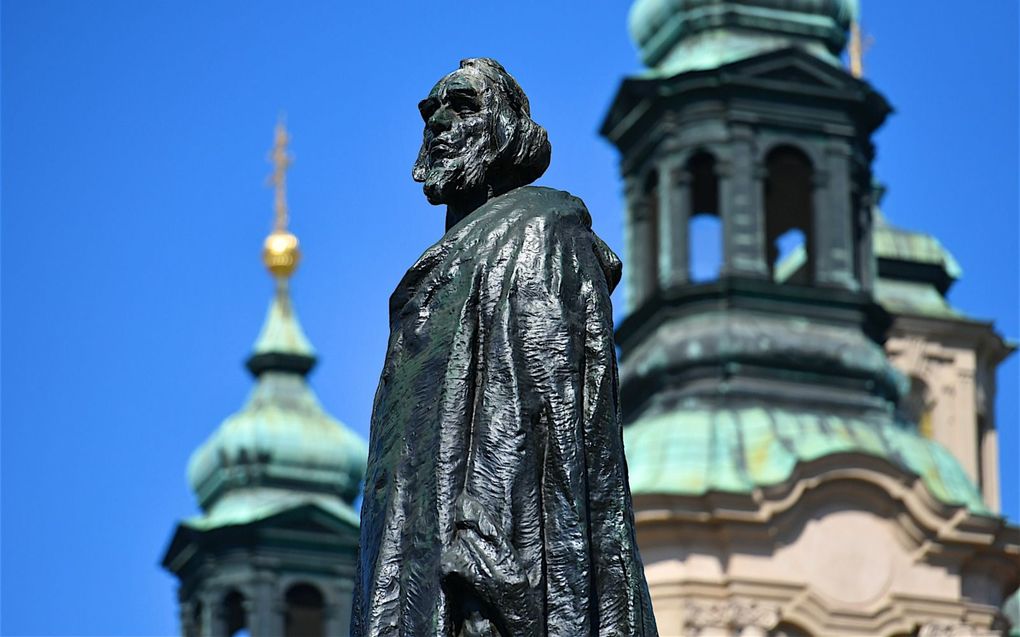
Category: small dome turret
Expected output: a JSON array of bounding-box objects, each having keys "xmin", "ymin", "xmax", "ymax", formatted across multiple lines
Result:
[
  {"xmin": 186, "ymin": 290, "xmax": 367, "ymax": 511},
  {"xmin": 185, "ymin": 120, "xmax": 366, "ymax": 519}
]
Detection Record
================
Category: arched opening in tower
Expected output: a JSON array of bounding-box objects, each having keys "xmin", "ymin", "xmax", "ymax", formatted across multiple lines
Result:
[
  {"xmin": 222, "ymin": 590, "xmax": 248, "ymax": 637},
  {"xmin": 765, "ymin": 146, "xmax": 814, "ymax": 284},
  {"xmin": 686, "ymin": 151, "xmax": 721, "ymax": 282},
  {"xmin": 899, "ymin": 375, "xmax": 934, "ymax": 439},
  {"xmin": 285, "ymin": 583, "xmax": 326, "ymax": 637}
]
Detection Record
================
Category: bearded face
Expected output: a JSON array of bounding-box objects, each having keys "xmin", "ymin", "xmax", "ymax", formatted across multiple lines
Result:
[{"xmin": 413, "ymin": 69, "xmax": 500, "ymax": 205}]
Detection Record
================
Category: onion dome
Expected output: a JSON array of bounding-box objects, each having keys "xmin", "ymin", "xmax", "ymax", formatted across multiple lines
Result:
[
  {"xmin": 629, "ymin": 0, "xmax": 858, "ymax": 75},
  {"xmin": 187, "ymin": 286, "xmax": 367, "ymax": 515},
  {"xmin": 185, "ymin": 122, "xmax": 366, "ymax": 527}
]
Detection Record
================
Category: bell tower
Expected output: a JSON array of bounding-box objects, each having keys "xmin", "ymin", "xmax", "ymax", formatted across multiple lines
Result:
[
  {"xmin": 601, "ymin": 2, "xmax": 1020, "ymax": 635},
  {"xmin": 603, "ymin": 0, "xmax": 895, "ymax": 421}
]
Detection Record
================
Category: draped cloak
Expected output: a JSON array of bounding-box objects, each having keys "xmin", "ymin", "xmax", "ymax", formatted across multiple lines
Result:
[{"xmin": 352, "ymin": 186, "xmax": 657, "ymax": 637}]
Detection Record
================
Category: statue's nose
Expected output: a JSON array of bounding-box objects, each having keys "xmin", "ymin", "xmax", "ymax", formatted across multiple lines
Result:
[{"xmin": 428, "ymin": 107, "xmax": 453, "ymax": 134}]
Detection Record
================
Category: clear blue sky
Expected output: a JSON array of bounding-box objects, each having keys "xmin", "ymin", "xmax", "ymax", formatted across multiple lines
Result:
[{"xmin": 2, "ymin": 2, "xmax": 1017, "ymax": 635}]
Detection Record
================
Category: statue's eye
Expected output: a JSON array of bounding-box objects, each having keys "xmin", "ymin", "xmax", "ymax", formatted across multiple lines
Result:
[{"xmin": 449, "ymin": 92, "xmax": 478, "ymax": 115}]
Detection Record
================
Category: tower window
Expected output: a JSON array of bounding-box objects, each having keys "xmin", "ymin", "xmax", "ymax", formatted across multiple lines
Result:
[
  {"xmin": 900, "ymin": 375, "xmax": 934, "ymax": 438},
  {"xmin": 223, "ymin": 590, "xmax": 248, "ymax": 637},
  {"xmin": 765, "ymin": 146, "xmax": 814, "ymax": 284},
  {"xmin": 772, "ymin": 228, "xmax": 808, "ymax": 283},
  {"xmin": 689, "ymin": 215, "xmax": 723, "ymax": 282},
  {"xmin": 771, "ymin": 622, "xmax": 812, "ymax": 637},
  {"xmin": 686, "ymin": 152, "xmax": 721, "ymax": 282},
  {"xmin": 285, "ymin": 583, "xmax": 326, "ymax": 637}
]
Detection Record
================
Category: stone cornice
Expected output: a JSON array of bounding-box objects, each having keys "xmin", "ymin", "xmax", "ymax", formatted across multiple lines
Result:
[{"xmin": 633, "ymin": 452, "xmax": 1020, "ymax": 558}]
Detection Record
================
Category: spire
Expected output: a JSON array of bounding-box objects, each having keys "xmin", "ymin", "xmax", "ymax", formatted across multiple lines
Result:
[
  {"xmin": 848, "ymin": 18, "xmax": 864, "ymax": 78},
  {"xmin": 247, "ymin": 120, "xmax": 316, "ymax": 377},
  {"xmin": 847, "ymin": 7, "xmax": 873, "ymax": 79}
]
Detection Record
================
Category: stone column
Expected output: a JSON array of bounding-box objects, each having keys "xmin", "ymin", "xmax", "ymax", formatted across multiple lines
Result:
[
  {"xmin": 178, "ymin": 597, "xmax": 196, "ymax": 637},
  {"xmin": 327, "ymin": 580, "xmax": 355, "ymax": 637},
  {"xmin": 717, "ymin": 159, "xmax": 736, "ymax": 277},
  {"xmin": 954, "ymin": 353, "xmax": 980, "ymax": 484},
  {"xmin": 659, "ymin": 163, "xmax": 691, "ymax": 288},
  {"xmin": 625, "ymin": 175, "xmax": 655, "ymax": 311},
  {"xmin": 980, "ymin": 424, "xmax": 1000, "ymax": 511},
  {"xmin": 199, "ymin": 590, "xmax": 225, "ymax": 637},
  {"xmin": 250, "ymin": 571, "xmax": 277, "ymax": 637},
  {"xmin": 813, "ymin": 141, "xmax": 857, "ymax": 290},
  {"xmin": 856, "ymin": 186, "xmax": 875, "ymax": 292},
  {"xmin": 721, "ymin": 126, "xmax": 768, "ymax": 278}
]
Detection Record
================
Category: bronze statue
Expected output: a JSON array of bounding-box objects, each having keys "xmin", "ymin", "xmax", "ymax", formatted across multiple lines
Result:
[{"xmin": 353, "ymin": 58, "xmax": 658, "ymax": 637}]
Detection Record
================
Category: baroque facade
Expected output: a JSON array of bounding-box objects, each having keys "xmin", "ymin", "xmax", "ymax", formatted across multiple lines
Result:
[{"xmin": 602, "ymin": 1, "xmax": 1019, "ymax": 635}]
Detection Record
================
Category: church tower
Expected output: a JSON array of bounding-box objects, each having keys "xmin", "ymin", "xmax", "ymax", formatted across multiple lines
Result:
[
  {"xmin": 162, "ymin": 123, "xmax": 367, "ymax": 637},
  {"xmin": 601, "ymin": 1, "xmax": 1020, "ymax": 635}
]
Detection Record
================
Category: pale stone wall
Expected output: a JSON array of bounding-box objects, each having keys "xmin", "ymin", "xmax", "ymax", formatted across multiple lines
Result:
[
  {"xmin": 633, "ymin": 467, "xmax": 1018, "ymax": 636},
  {"xmin": 884, "ymin": 317, "xmax": 1011, "ymax": 513}
]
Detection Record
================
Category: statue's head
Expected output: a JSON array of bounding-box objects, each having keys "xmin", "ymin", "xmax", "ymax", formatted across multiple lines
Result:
[{"xmin": 412, "ymin": 58, "xmax": 551, "ymax": 207}]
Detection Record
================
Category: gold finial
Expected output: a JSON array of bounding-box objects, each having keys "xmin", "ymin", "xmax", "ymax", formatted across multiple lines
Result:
[
  {"xmin": 849, "ymin": 19, "xmax": 863, "ymax": 78},
  {"xmin": 848, "ymin": 15, "xmax": 873, "ymax": 79},
  {"xmin": 263, "ymin": 118, "xmax": 301, "ymax": 279}
]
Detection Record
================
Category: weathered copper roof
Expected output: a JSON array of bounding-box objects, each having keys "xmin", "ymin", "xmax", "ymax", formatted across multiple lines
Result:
[
  {"xmin": 251, "ymin": 290, "xmax": 315, "ymax": 358},
  {"xmin": 186, "ymin": 287, "xmax": 367, "ymax": 526},
  {"xmin": 872, "ymin": 211, "xmax": 966, "ymax": 318},
  {"xmin": 873, "ymin": 213, "xmax": 962, "ymax": 280},
  {"xmin": 624, "ymin": 401, "xmax": 989, "ymax": 513},
  {"xmin": 629, "ymin": 0, "xmax": 857, "ymax": 75}
]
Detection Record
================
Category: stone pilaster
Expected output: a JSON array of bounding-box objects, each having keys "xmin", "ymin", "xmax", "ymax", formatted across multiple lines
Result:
[
  {"xmin": 659, "ymin": 163, "xmax": 691, "ymax": 288},
  {"xmin": 814, "ymin": 141, "xmax": 857, "ymax": 290},
  {"xmin": 722, "ymin": 127, "xmax": 767, "ymax": 278}
]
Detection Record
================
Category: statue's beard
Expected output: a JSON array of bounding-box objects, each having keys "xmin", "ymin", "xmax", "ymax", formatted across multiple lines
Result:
[{"xmin": 421, "ymin": 132, "xmax": 495, "ymax": 205}]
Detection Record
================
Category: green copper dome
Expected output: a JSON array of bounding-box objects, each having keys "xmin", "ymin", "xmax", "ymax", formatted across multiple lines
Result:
[
  {"xmin": 629, "ymin": 0, "xmax": 857, "ymax": 76},
  {"xmin": 187, "ymin": 287, "xmax": 367, "ymax": 519},
  {"xmin": 624, "ymin": 400, "xmax": 989, "ymax": 514}
]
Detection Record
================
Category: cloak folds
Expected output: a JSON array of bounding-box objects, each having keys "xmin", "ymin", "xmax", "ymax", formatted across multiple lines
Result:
[{"xmin": 353, "ymin": 186, "xmax": 657, "ymax": 637}]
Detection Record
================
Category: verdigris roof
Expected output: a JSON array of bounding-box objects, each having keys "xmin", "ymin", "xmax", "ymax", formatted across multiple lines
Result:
[
  {"xmin": 872, "ymin": 210, "xmax": 964, "ymax": 318},
  {"xmin": 187, "ymin": 289, "xmax": 367, "ymax": 527},
  {"xmin": 873, "ymin": 213, "xmax": 962, "ymax": 280},
  {"xmin": 624, "ymin": 401, "xmax": 988, "ymax": 514},
  {"xmin": 629, "ymin": 0, "xmax": 857, "ymax": 76}
]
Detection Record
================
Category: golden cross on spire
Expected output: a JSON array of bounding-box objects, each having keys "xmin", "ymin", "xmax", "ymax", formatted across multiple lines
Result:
[
  {"xmin": 269, "ymin": 118, "xmax": 293, "ymax": 232},
  {"xmin": 262, "ymin": 118, "xmax": 301, "ymax": 279}
]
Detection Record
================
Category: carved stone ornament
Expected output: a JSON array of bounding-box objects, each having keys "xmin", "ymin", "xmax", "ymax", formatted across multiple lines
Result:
[
  {"xmin": 682, "ymin": 599, "xmax": 780, "ymax": 631},
  {"xmin": 918, "ymin": 622, "xmax": 999, "ymax": 637}
]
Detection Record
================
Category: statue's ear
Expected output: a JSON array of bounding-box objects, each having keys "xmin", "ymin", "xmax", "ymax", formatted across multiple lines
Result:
[{"xmin": 412, "ymin": 139, "xmax": 428, "ymax": 182}]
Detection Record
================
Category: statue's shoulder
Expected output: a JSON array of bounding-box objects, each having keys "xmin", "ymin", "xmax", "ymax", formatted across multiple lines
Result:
[{"xmin": 493, "ymin": 186, "xmax": 591, "ymax": 232}]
